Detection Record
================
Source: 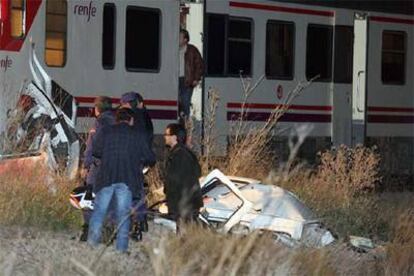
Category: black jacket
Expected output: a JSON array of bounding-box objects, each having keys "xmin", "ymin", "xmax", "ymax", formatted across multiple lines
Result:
[
  {"xmin": 164, "ymin": 144, "xmax": 203, "ymax": 217},
  {"xmin": 92, "ymin": 122, "xmax": 156, "ymax": 196},
  {"xmin": 132, "ymin": 108, "xmax": 154, "ymax": 145}
]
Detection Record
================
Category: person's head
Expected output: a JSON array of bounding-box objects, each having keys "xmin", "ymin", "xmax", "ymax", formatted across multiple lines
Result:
[
  {"xmin": 179, "ymin": 29, "xmax": 190, "ymax": 48},
  {"xmin": 120, "ymin": 91, "xmax": 144, "ymax": 110},
  {"xmin": 94, "ymin": 96, "xmax": 112, "ymax": 117},
  {"xmin": 115, "ymin": 107, "xmax": 134, "ymax": 125},
  {"xmin": 164, "ymin": 123, "xmax": 186, "ymax": 148}
]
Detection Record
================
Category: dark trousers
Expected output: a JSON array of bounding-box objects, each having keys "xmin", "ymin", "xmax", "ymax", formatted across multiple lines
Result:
[
  {"xmin": 170, "ymin": 211, "xmax": 199, "ymax": 234},
  {"xmin": 178, "ymin": 77, "xmax": 193, "ymax": 119}
]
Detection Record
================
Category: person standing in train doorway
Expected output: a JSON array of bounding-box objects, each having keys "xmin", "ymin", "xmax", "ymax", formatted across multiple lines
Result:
[{"xmin": 178, "ymin": 28, "xmax": 203, "ymax": 123}]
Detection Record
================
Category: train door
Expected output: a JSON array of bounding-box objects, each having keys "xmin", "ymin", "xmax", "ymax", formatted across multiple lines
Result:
[
  {"xmin": 331, "ymin": 10, "xmax": 354, "ymax": 147},
  {"xmin": 351, "ymin": 13, "xmax": 369, "ymax": 146},
  {"xmin": 181, "ymin": 1, "xmax": 204, "ymax": 121}
]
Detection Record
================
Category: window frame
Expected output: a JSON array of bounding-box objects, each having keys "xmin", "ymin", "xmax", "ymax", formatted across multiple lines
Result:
[
  {"xmin": 305, "ymin": 24, "xmax": 333, "ymax": 82},
  {"xmin": 205, "ymin": 13, "xmax": 253, "ymax": 78},
  {"xmin": 381, "ymin": 30, "xmax": 406, "ymax": 85},
  {"xmin": 102, "ymin": 3, "xmax": 116, "ymax": 70},
  {"xmin": 125, "ymin": 5, "xmax": 161, "ymax": 73},
  {"xmin": 44, "ymin": 0, "xmax": 68, "ymax": 68},
  {"xmin": 265, "ymin": 19, "xmax": 295, "ymax": 80}
]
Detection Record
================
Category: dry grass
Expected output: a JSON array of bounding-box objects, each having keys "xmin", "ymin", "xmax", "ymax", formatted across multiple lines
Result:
[
  {"xmin": 0, "ymin": 165, "xmax": 413, "ymax": 275},
  {"xmin": 1, "ymin": 78, "xmax": 413, "ymax": 275},
  {"xmin": 271, "ymin": 145, "xmax": 410, "ymax": 242},
  {"xmin": 0, "ymin": 166, "xmax": 81, "ymax": 231}
]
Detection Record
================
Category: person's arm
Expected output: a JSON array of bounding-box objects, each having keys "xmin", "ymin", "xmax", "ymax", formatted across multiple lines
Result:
[
  {"xmin": 193, "ymin": 46, "xmax": 204, "ymax": 85},
  {"xmin": 83, "ymin": 128, "xmax": 96, "ymax": 169},
  {"xmin": 92, "ymin": 126, "xmax": 106, "ymax": 159},
  {"xmin": 138, "ymin": 133, "xmax": 156, "ymax": 167}
]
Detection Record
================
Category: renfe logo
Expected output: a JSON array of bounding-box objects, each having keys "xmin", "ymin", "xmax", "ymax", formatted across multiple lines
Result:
[
  {"xmin": 0, "ymin": 56, "xmax": 13, "ymax": 72},
  {"xmin": 74, "ymin": 1, "xmax": 96, "ymax": 22}
]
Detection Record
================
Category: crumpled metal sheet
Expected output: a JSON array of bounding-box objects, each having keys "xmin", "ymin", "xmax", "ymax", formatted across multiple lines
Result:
[{"xmin": 0, "ymin": 45, "xmax": 79, "ymax": 180}]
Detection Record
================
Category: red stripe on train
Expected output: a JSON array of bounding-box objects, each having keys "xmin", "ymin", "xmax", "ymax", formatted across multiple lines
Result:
[
  {"xmin": 229, "ymin": 1, "xmax": 334, "ymax": 17},
  {"xmin": 371, "ymin": 16, "xmax": 414, "ymax": 25},
  {"xmin": 75, "ymin": 96, "xmax": 177, "ymax": 107},
  {"xmin": 227, "ymin": 102, "xmax": 332, "ymax": 111}
]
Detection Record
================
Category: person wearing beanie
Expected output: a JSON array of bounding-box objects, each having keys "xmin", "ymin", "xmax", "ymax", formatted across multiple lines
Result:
[
  {"xmin": 119, "ymin": 91, "xmax": 155, "ymax": 238},
  {"xmin": 120, "ymin": 92, "xmax": 154, "ymax": 145}
]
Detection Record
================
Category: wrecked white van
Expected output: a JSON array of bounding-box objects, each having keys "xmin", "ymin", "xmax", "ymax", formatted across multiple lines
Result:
[{"xmin": 153, "ymin": 169, "xmax": 335, "ymax": 248}]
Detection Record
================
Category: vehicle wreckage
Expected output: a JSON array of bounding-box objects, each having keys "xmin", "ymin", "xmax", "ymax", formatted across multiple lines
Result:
[
  {"xmin": 0, "ymin": 46, "xmax": 79, "ymax": 180},
  {"xmin": 151, "ymin": 169, "xmax": 336, "ymax": 248}
]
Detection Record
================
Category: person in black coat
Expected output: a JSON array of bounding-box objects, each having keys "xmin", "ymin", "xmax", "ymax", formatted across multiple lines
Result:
[
  {"xmin": 88, "ymin": 108, "xmax": 156, "ymax": 251},
  {"xmin": 163, "ymin": 123, "xmax": 203, "ymax": 224},
  {"xmin": 119, "ymin": 91, "xmax": 154, "ymax": 236}
]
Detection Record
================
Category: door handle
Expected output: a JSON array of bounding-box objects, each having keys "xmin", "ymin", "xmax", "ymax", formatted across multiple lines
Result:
[{"xmin": 356, "ymin": 70, "xmax": 365, "ymax": 112}]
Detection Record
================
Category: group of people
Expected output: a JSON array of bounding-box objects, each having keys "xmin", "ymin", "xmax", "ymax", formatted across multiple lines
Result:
[{"xmin": 81, "ymin": 29, "xmax": 204, "ymax": 253}]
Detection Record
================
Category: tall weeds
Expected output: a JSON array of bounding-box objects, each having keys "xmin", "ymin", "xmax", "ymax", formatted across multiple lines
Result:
[{"xmin": 0, "ymin": 167, "xmax": 80, "ymax": 230}]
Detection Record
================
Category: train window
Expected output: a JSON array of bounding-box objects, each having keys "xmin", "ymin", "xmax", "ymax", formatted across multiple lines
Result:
[
  {"xmin": 11, "ymin": 0, "xmax": 25, "ymax": 38},
  {"xmin": 206, "ymin": 14, "xmax": 252, "ymax": 77},
  {"xmin": 382, "ymin": 31, "xmax": 406, "ymax": 85},
  {"xmin": 227, "ymin": 18, "xmax": 252, "ymax": 76},
  {"xmin": 45, "ymin": 0, "xmax": 67, "ymax": 67},
  {"xmin": 334, "ymin": 26, "xmax": 353, "ymax": 83},
  {"xmin": 206, "ymin": 14, "xmax": 226, "ymax": 75},
  {"xmin": 102, "ymin": 3, "xmax": 116, "ymax": 70},
  {"xmin": 125, "ymin": 7, "xmax": 160, "ymax": 72},
  {"xmin": 266, "ymin": 20, "xmax": 294, "ymax": 80},
  {"xmin": 228, "ymin": 18, "xmax": 252, "ymax": 76},
  {"xmin": 306, "ymin": 25, "xmax": 333, "ymax": 81}
]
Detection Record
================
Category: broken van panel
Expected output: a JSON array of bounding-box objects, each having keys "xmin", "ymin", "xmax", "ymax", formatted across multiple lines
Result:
[
  {"xmin": 0, "ymin": 45, "xmax": 79, "ymax": 179},
  {"xmin": 153, "ymin": 169, "xmax": 335, "ymax": 248}
]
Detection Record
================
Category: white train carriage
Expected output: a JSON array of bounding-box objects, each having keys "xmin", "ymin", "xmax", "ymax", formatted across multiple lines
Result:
[{"xmin": 0, "ymin": 0, "xmax": 413, "ymax": 174}]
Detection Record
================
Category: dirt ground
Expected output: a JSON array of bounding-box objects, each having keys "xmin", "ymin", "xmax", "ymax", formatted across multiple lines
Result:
[
  {"xmin": 0, "ymin": 223, "xmax": 172, "ymax": 275},
  {"xmin": 0, "ymin": 221, "xmax": 392, "ymax": 276}
]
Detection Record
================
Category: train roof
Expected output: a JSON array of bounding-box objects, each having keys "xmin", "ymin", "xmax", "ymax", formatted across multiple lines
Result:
[{"xmin": 276, "ymin": 0, "xmax": 414, "ymax": 15}]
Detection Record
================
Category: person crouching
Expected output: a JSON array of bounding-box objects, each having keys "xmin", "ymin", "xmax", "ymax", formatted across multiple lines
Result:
[{"xmin": 87, "ymin": 108, "xmax": 155, "ymax": 252}]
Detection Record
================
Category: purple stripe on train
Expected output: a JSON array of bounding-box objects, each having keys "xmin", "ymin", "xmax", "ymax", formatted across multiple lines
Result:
[
  {"xmin": 368, "ymin": 115, "xmax": 414, "ymax": 124},
  {"xmin": 227, "ymin": 111, "xmax": 332, "ymax": 123}
]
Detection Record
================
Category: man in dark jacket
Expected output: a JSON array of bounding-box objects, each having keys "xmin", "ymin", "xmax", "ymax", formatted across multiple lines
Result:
[
  {"xmin": 87, "ymin": 108, "xmax": 155, "ymax": 252},
  {"xmin": 178, "ymin": 29, "xmax": 203, "ymax": 121},
  {"xmin": 80, "ymin": 96, "xmax": 115, "ymax": 241},
  {"xmin": 119, "ymin": 91, "xmax": 154, "ymax": 236},
  {"xmin": 163, "ymin": 123, "xmax": 203, "ymax": 224}
]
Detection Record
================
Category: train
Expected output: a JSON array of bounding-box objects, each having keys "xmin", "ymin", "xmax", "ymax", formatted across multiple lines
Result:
[{"xmin": 0, "ymin": 0, "xmax": 413, "ymax": 174}]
